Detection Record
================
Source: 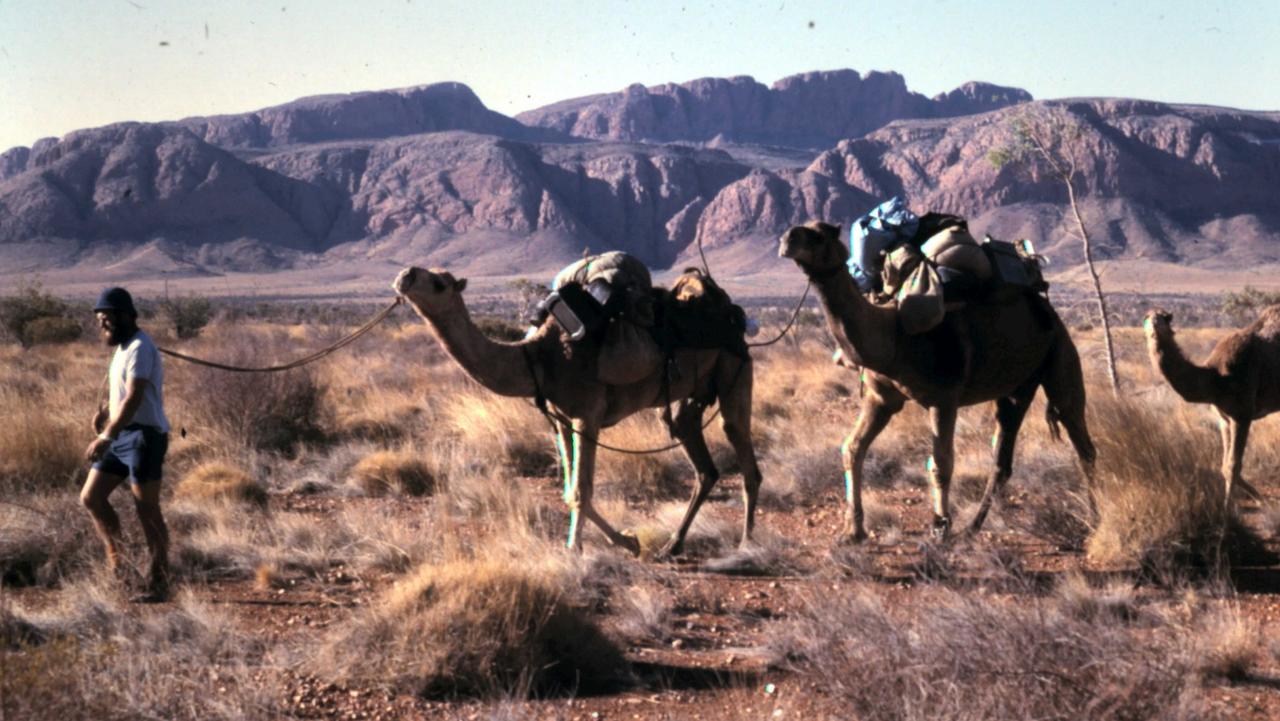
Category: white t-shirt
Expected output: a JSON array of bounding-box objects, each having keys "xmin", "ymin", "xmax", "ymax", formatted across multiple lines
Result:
[{"xmin": 108, "ymin": 329, "xmax": 170, "ymax": 433}]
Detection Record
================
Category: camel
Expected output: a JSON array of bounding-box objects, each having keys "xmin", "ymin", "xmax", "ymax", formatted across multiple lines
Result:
[
  {"xmin": 778, "ymin": 221, "xmax": 1096, "ymax": 542},
  {"xmin": 392, "ymin": 266, "xmax": 762, "ymax": 558},
  {"xmin": 1143, "ymin": 306, "xmax": 1280, "ymax": 503}
]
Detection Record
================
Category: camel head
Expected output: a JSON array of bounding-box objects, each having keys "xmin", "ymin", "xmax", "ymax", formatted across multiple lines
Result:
[
  {"xmin": 1143, "ymin": 308, "xmax": 1174, "ymax": 339},
  {"xmin": 392, "ymin": 266, "xmax": 469, "ymax": 316},
  {"xmin": 778, "ymin": 221, "xmax": 848, "ymax": 276}
]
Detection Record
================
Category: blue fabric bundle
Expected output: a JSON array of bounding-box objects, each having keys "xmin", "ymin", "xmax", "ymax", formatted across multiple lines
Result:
[{"xmin": 848, "ymin": 197, "xmax": 919, "ymax": 292}]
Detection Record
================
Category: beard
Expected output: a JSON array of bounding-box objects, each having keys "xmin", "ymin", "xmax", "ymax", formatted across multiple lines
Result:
[{"xmin": 103, "ymin": 320, "xmax": 137, "ymax": 346}]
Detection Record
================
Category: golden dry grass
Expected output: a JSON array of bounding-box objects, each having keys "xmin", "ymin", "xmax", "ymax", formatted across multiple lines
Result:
[
  {"xmin": 312, "ymin": 554, "xmax": 627, "ymax": 698},
  {"xmin": 348, "ymin": 449, "xmax": 436, "ymax": 497},
  {"xmin": 174, "ymin": 462, "xmax": 268, "ymax": 506},
  {"xmin": 4, "ymin": 298, "xmax": 1280, "ymax": 716}
]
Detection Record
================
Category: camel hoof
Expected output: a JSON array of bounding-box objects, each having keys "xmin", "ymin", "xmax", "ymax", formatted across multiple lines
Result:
[
  {"xmin": 931, "ymin": 516, "xmax": 952, "ymax": 542},
  {"xmin": 837, "ymin": 529, "xmax": 869, "ymax": 546},
  {"xmin": 656, "ymin": 538, "xmax": 685, "ymax": 560},
  {"xmin": 617, "ymin": 531, "xmax": 642, "ymax": 558}
]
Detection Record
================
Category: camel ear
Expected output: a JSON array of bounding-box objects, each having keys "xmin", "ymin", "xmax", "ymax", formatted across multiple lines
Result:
[{"xmin": 456, "ymin": 277, "xmax": 468, "ymax": 293}]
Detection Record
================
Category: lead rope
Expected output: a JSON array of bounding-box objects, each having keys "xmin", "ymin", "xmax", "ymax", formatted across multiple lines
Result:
[{"xmin": 156, "ymin": 298, "xmax": 402, "ymax": 372}]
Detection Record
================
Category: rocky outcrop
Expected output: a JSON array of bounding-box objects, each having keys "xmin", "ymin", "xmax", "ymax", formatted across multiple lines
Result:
[
  {"xmin": 2, "ymin": 75, "xmax": 1278, "ymax": 277},
  {"xmin": 806, "ymin": 100, "xmax": 1280, "ymax": 265},
  {"xmin": 517, "ymin": 70, "xmax": 1031, "ymax": 147},
  {"xmin": 0, "ymin": 124, "xmax": 337, "ymax": 256},
  {"xmin": 173, "ymin": 82, "xmax": 561, "ymax": 149}
]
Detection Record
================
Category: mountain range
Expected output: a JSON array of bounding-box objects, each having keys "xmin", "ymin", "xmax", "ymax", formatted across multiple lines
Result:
[{"xmin": 2, "ymin": 69, "xmax": 1278, "ymax": 289}]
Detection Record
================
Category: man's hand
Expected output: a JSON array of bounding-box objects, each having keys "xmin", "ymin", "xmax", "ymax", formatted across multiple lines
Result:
[{"xmin": 85, "ymin": 436, "xmax": 111, "ymax": 463}]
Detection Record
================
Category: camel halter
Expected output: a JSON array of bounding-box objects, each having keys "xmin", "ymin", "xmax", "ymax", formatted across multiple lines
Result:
[{"xmin": 155, "ymin": 298, "xmax": 402, "ymax": 372}]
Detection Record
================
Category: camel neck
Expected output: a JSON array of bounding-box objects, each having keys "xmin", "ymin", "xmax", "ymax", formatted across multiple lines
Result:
[
  {"xmin": 1146, "ymin": 327, "xmax": 1218, "ymax": 404},
  {"xmin": 420, "ymin": 300, "xmax": 539, "ymax": 399},
  {"xmin": 810, "ymin": 268, "xmax": 897, "ymax": 371}
]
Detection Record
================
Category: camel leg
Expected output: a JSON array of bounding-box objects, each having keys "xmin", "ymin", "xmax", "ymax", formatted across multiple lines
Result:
[
  {"xmin": 661, "ymin": 400, "xmax": 721, "ymax": 558},
  {"xmin": 567, "ymin": 419, "xmax": 641, "ymax": 556},
  {"xmin": 1219, "ymin": 411, "xmax": 1262, "ymax": 502},
  {"xmin": 839, "ymin": 390, "xmax": 902, "ymax": 544},
  {"xmin": 1222, "ymin": 414, "xmax": 1252, "ymax": 508},
  {"xmin": 553, "ymin": 422, "xmax": 578, "ymax": 549},
  {"xmin": 969, "ymin": 390, "xmax": 1035, "ymax": 534},
  {"xmin": 720, "ymin": 361, "xmax": 763, "ymax": 551},
  {"xmin": 927, "ymin": 404, "xmax": 958, "ymax": 541}
]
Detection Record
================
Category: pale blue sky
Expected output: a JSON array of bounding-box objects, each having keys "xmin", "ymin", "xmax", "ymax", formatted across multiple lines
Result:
[{"xmin": 2, "ymin": 0, "xmax": 1277, "ymax": 151}]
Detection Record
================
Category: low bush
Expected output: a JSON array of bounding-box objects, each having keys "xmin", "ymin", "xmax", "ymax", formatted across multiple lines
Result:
[
  {"xmin": 1084, "ymin": 396, "xmax": 1268, "ymax": 572},
  {"xmin": 348, "ymin": 449, "xmax": 436, "ymax": 497},
  {"xmin": 0, "ymin": 280, "xmax": 78, "ymax": 349},
  {"xmin": 179, "ymin": 331, "xmax": 327, "ymax": 453},
  {"xmin": 159, "ymin": 294, "xmax": 213, "ymax": 339},
  {"xmin": 312, "ymin": 557, "xmax": 628, "ymax": 698},
  {"xmin": 774, "ymin": 583, "xmax": 1212, "ymax": 721},
  {"xmin": 174, "ymin": 462, "xmax": 268, "ymax": 506}
]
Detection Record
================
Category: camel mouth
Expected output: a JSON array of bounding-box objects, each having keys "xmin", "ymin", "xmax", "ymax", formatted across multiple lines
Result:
[
  {"xmin": 777, "ymin": 234, "xmax": 799, "ymax": 259},
  {"xmin": 393, "ymin": 267, "xmax": 417, "ymax": 295}
]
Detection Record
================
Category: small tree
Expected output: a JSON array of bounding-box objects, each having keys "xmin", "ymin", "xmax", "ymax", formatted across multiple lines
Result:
[
  {"xmin": 0, "ymin": 279, "xmax": 78, "ymax": 348},
  {"xmin": 1220, "ymin": 286, "xmax": 1280, "ymax": 325},
  {"xmin": 989, "ymin": 106, "xmax": 1121, "ymax": 394},
  {"xmin": 160, "ymin": 293, "xmax": 213, "ymax": 339}
]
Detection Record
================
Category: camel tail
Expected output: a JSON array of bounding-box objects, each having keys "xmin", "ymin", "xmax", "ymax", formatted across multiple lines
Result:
[{"xmin": 1045, "ymin": 404, "xmax": 1063, "ymax": 443}]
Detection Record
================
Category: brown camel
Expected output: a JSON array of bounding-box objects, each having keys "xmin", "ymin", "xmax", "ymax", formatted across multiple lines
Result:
[
  {"xmin": 778, "ymin": 221, "xmax": 1096, "ymax": 541},
  {"xmin": 1143, "ymin": 306, "xmax": 1280, "ymax": 503},
  {"xmin": 392, "ymin": 266, "xmax": 762, "ymax": 557}
]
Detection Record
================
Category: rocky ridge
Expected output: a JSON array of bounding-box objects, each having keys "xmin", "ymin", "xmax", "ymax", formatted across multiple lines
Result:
[{"xmin": 2, "ymin": 72, "xmax": 1278, "ymax": 278}]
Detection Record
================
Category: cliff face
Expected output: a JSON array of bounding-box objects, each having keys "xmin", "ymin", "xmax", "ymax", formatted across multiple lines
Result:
[
  {"xmin": 806, "ymin": 100, "xmax": 1280, "ymax": 265},
  {"xmin": 516, "ymin": 70, "xmax": 1031, "ymax": 147},
  {"xmin": 2, "ymin": 74, "xmax": 1278, "ymax": 277},
  {"xmin": 173, "ymin": 82, "xmax": 562, "ymax": 149}
]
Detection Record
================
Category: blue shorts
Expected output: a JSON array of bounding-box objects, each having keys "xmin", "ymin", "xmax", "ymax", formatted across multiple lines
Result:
[{"xmin": 92, "ymin": 425, "xmax": 169, "ymax": 484}]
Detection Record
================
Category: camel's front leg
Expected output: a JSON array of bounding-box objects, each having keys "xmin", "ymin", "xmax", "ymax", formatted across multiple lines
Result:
[
  {"xmin": 927, "ymin": 405, "xmax": 958, "ymax": 541},
  {"xmin": 1221, "ymin": 413, "xmax": 1252, "ymax": 508},
  {"xmin": 1219, "ymin": 412, "xmax": 1261, "ymax": 502},
  {"xmin": 840, "ymin": 392, "xmax": 901, "ymax": 544},
  {"xmin": 553, "ymin": 422, "xmax": 579, "ymax": 549},
  {"xmin": 567, "ymin": 419, "xmax": 641, "ymax": 556}
]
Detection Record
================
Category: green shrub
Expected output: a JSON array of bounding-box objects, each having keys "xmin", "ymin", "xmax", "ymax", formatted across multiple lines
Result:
[
  {"xmin": 21, "ymin": 316, "xmax": 82, "ymax": 346},
  {"xmin": 160, "ymin": 294, "xmax": 213, "ymax": 339},
  {"xmin": 0, "ymin": 280, "xmax": 77, "ymax": 349}
]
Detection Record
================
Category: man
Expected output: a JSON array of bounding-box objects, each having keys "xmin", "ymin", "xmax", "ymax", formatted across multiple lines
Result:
[{"xmin": 81, "ymin": 287, "xmax": 172, "ymax": 602}]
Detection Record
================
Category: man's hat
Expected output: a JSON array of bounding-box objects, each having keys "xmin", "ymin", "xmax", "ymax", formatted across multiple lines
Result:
[{"xmin": 93, "ymin": 287, "xmax": 136, "ymax": 316}]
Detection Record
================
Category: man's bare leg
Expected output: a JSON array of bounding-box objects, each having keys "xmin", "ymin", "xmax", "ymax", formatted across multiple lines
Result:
[
  {"xmin": 131, "ymin": 479, "xmax": 170, "ymax": 599},
  {"xmin": 80, "ymin": 468, "xmax": 126, "ymax": 574}
]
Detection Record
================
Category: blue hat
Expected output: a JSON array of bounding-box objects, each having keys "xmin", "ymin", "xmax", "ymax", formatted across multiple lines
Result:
[{"xmin": 93, "ymin": 287, "xmax": 136, "ymax": 316}]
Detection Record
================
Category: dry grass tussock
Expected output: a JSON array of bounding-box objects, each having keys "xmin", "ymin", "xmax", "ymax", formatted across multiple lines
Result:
[
  {"xmin": 348, "ymin": 448, "xmax": 436, "ymax": 497},
  {"xmin": 773, "ymin": 581, "xmax": 1222, "ymax": 721},
  {"xmin": 0, "ymin": 493, "xmax": 97, "ymax": 586},
  {"xmin": 175, "ymin": 462, "xmax": 268, "ymax": 506},
  {"xmin": 0, "ymin": 577, "xmax": 278, "ymax": 720},
  {"xmin": 310, "ymin": 549, "xmax": 628, "ymax": 699},
  {"xmin": 1084, "ymin": 393, "xmax": 1268, "ymax": 571}
]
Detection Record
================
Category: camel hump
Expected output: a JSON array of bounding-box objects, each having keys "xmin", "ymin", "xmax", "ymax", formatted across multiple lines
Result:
[{"xmin": 661, "ymin": 268, "xmax": 749, "ymax": 356}]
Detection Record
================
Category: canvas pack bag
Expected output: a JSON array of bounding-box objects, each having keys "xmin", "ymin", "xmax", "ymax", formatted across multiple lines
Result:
[
  {"xmin": 551, "ymin": 251, "xmax": 664, "ymax": 386},
  {"xmin": 896, "ymin": 260, "xmax": 946, "ymax": 335}
]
